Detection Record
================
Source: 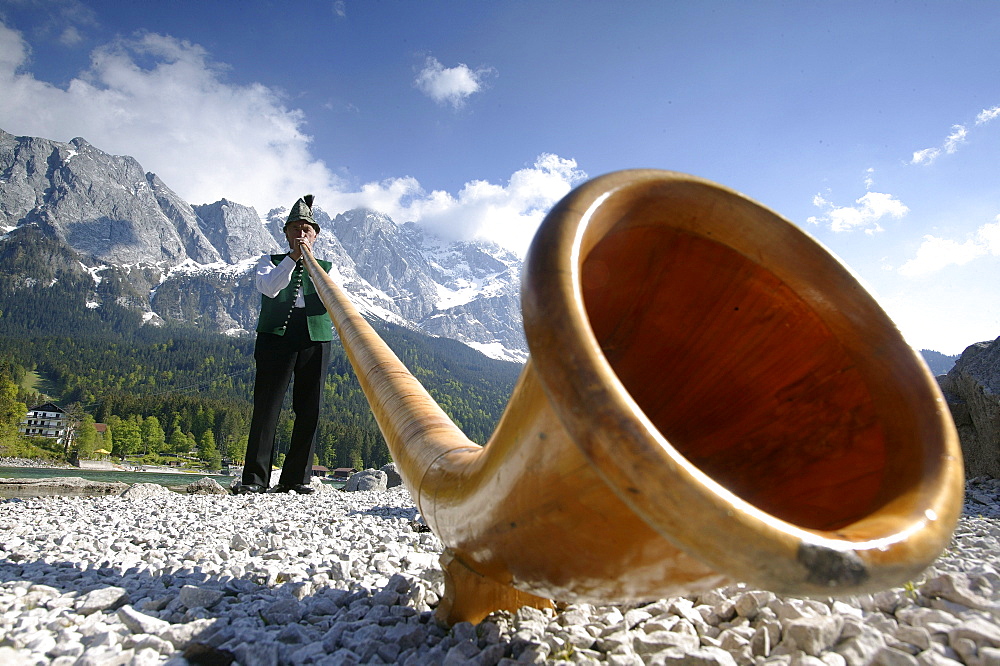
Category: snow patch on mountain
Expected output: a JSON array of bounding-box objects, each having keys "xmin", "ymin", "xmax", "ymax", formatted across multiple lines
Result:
[
  {"xmin": 80, "ymin": 262, "xmax": 105, "ymax": 286},
  {"xmin": 165, "ymin": 257, "xmax": 258, "ymax": 279},
  {"xmin": 467, "ymin": 341, "xmax": 528, "ymax": 364},
  {"xmin": 435, "ymin": 280, "xmax": 488, "ymax": 309}
]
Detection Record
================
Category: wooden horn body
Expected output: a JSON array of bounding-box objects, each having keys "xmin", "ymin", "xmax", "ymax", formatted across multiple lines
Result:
[{"xmin": 302, "ymin": 170, "xmax": 963, "ymax": 625}]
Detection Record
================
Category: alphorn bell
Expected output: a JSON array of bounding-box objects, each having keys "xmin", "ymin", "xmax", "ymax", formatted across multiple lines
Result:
[{"xmin": 301, "ymin": 170, "xmax": 963, "ymax": 626}]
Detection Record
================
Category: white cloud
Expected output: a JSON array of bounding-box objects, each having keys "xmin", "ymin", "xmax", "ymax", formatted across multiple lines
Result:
[
  {"xmin": 0, "ymin": 24, "xmax": 341, "ymax": 213},
  {"xmin": 909, "ymin": 106, "xmax": 1000, "ymax": 165},
  {"xmin": 326, "ymin": 154, "xmax": 586, "ymax": 255},
  {"xmin": 910, "ymin": 147, "xmax": 939, "ymax": 165},
  {"xmin": 58, "ymin": 26, "xmax": 84, "ymax": 47},
  {"xmin": 978, "ymin": 219, "xmax": 1000, "ymax": 252},
  {"xmin": 863, "ymin": 167, "xmax": 874, "ymax": 189},
  {"xmin": 898, "ymin": 218, "xmax": 1000, "ymax": 277},
  {"xmin": 943, "ymin": 124, "xmax": 967, "ymax": 153},
  {"xmin": 910, "ymin": 124, "xmax": 966, "ymax": 166},
  {"xmin": 897, "ymin": 236, "xmax": 983, "ymax": 277},
  {"xmin": 414, "ymin": 56, "xmax": 494, "ymax": 109},
  {"xmin": 976, "ymin": 105, "xmax": 1000, "ymax": 125},
  {"xmin": 809, "ymin": 178, "xmax": 908, "ymax": 234},
  {"xmin": 0, "ymin": 22, "xmax": 580, "ymax": 256},
  {"xmin": 0, "ymin": 22, "xmax": 28, "ymax": 73}
]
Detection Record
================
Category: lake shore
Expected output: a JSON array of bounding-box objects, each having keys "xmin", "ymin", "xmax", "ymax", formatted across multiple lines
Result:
[
  {"xmin": 0, "ymin": 455, "xmax": 76, "ymax": 469},
  {"xmin": 0, "ymin": 459, "xmax": 235, "ymax": 499},
  {"xmin": 0, "ymin": 477, "xmax": 997, "ymax": 664},
  {"xmin": 0, "ymin": 455, "xmax": 223, "ymax": 476}
]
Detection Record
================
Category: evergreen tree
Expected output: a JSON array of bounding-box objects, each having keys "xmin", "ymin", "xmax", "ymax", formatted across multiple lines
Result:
[
  {"xmin": 198, "ymin": 430, "xmax": 221, "ymax": 469},
  {"xmin": 217, "ymin": 408, "xmax": 249, "ymax": 461},
  {"xmin": 168, "ymin": 424, "xmax": 188, "ymax": 454},
  {"xmin": 98, "ymin": 424, "xmax": 112, "ymax": 456},
  {"xmin": 193, "ymin": 406, "xmax": 215, "ymax": 441},
  {"xmin": 106, "ymin": 415, "xmax": 122, "ymax": 456},
  {"xmin": 349, "ymin": 447, "xmax": 364, "ymax": 471},
  {"xmin": 230, "ymin": 434, "xmax": 248, "ymax": 465}
]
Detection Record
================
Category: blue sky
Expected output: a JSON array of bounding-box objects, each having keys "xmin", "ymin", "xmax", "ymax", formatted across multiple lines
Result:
[{"xmin": 1, "ymin": 1, "xmax": 999, "ymax": 355}]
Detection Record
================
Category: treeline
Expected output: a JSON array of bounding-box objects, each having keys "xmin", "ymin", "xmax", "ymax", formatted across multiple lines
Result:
[
  {"xmin": 0, "ymin": 229, "xmax": 523, "ymax": 470},
  {"xmin": 0, "ymin": 326, "xmax": 521, "ymax": 469}
]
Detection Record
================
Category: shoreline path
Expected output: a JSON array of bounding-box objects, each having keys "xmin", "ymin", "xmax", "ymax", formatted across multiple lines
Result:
[{"xmin": 0, "ymin": 478, "xmax": 998, "ymax": 665}]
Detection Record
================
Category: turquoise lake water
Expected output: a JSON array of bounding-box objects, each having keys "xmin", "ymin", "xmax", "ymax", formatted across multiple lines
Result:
[
  {"xmin": 0, "ymin": 466, "xmax": 231, "ymax": 491},
  {"xmin": 0, "ymin": 466, "xmax": 345, "ymax": 495}
]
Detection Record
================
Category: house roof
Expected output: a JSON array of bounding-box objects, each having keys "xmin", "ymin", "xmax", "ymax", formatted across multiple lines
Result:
[{"xmin": 28, "ymin": 402, "xmax": 64, "ymax": 414}]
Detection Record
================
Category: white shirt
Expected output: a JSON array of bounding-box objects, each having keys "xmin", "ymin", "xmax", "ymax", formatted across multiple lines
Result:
[{"xmin": 255, "ymin": 253, "xmax": 305, "ymax": 307}]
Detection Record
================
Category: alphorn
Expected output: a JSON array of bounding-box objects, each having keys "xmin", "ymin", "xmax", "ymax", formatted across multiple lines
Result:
[{"xmin": 301, "ymin": 170, "xmax": 963, "ymax": 625}]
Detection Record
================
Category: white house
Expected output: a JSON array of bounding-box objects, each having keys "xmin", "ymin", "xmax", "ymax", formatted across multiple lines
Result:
[{"xmin": 20, "ymin": 402, "xmax": 72, "ymax": 445}]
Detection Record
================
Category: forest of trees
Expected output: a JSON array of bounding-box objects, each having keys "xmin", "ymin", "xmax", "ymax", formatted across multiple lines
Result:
[
  {"xmin": 0, "ymin": 322, "xmax": 521, "ymax": 470},
  {"xmin": 0, "ymin": 231, "xmax": 523, "ymax": 470}
]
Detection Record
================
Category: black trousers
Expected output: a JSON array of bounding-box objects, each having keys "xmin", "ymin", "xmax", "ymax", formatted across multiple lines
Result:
[{"xmin": 242, "ymin": 310, "xmax": 330, "ymax": 487}]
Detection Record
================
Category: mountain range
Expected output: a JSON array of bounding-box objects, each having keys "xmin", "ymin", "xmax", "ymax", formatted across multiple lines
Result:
[
  {"xmin": 0, "ymin": 128, "xmax": 527, "ymax": 362},
  {"xmin": 0, "ymin": 127, "xmax": 963, "ymax": 376}
]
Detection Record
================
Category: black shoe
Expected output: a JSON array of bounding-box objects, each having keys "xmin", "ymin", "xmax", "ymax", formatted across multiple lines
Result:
[
  {"xmin": 234, "ymin": 483, "xmax": 266, "ymax": 495},
  {"xmin": 268, "ymin": 483, "xmax": 315, "ymax": 494}
]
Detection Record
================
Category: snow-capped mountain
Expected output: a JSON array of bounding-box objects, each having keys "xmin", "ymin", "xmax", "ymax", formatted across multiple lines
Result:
[{"xmin": 0, "ymin": 128, "xmax": 527, "ymax": 361}]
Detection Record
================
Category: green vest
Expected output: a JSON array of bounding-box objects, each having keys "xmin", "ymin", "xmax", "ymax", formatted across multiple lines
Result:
[{"xmin": 255, "ymin": 254, "xmax": 333, "ymax": 342}]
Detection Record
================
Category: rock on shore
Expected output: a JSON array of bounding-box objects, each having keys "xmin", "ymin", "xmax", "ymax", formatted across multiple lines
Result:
[
  {"xmin": 938, "ymin": 337, "xmax": 1000, "ymax": 479},
  {"xmin": 0, "ymin": 480, "xmax": 998, "ymax": 665},
  {"xmin": 0, "ymin": 476, "xmax": 130, "ymax": 498}
]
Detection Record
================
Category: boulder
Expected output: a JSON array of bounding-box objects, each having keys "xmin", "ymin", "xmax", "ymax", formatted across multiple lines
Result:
[
  {"xmin": 381, "ymin": 462, "xmax": 402, "ymax": 488},
  {"xmin": 121, "ymin": 482, "xmax": 172, "ymax": 499},
  {"xmin": 937, "ymin": 337, "xmax": 1000, "ymax": 479},
  {"xmin": 185, "ymin": 477, "xmax": 228, "ymax": 495},
  {"xmin": 344, "ymin": 469, "xmax": 388, "ymax": 492},
  {"xmin": 307, "ymin": 476, "xmax": 333, "ymax": 493},
  {"xmin": 0, "ymin": 476, "xmax": 129, "ymax": 498}
]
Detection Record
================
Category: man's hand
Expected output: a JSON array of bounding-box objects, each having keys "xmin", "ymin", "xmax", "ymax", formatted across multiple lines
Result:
[{"xmin": 289, "ymin": 237, "xmax": 312, "ymax": 262}]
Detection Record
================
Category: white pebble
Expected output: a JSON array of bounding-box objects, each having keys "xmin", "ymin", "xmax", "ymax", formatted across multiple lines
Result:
[{"xmin": 0, "ymin": 481, "xmax": 996, "ymax": 665}]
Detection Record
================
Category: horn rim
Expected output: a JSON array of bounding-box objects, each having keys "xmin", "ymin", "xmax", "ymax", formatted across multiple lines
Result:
[{"xmin": 521, "ymin": 169, "xmax": 964, "ymax": 593}]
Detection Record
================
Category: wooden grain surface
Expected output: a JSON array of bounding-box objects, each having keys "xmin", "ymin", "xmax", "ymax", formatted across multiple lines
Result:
[{"xmin": 302, "ymin": 169, "xmax": 964, "ymax": 625}]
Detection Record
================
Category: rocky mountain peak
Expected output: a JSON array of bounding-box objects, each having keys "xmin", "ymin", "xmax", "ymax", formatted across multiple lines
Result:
[
  {"xmin": 0, "ymin": 128, "xmax": 528, "ymax": 361},
  {"xmin": 331, "ymin": 208, "xmax": 439, "ymax": 321},
  {"xmin": 0, "ymin": 130, "xmax": 221, "ymax": 266},
  {"xmin": 193, "ymin": 199, "xmax": 279, "ymax": 263}
]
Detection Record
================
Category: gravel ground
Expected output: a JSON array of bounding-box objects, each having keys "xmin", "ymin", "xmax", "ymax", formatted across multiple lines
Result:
[{"xmin": 0, "ymin": 476, "xmax": 997, "ymax": 665}]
